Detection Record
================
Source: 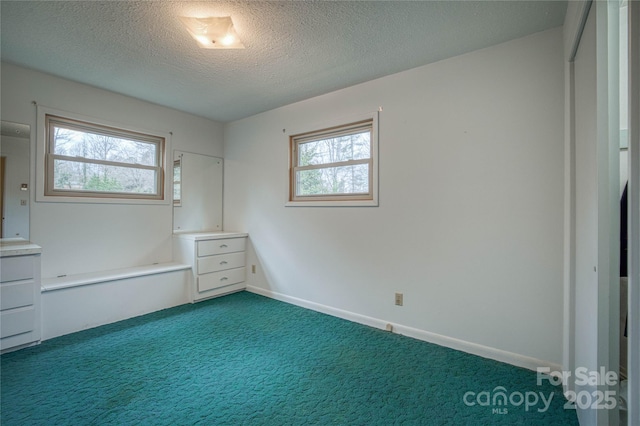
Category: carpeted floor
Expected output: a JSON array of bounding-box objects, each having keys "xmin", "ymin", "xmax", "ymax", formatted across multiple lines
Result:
[{"xmin": 1, "ymin": 291, "xmax": 579, "ymax": 425}]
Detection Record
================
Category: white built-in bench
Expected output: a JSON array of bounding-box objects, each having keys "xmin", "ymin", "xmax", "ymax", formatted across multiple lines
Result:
[
  {"xmin": 40, "ymin": 262, "xmax": 192, "ymax": 340},
  {"xmin": 41, "ymin": 262, "xmax": 191, "ymax": 292}
]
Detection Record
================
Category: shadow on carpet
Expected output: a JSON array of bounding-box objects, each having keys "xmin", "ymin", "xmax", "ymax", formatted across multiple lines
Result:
[{"xmin": 1, "ymin": 291, "xmax": 579, "ymax": 425}]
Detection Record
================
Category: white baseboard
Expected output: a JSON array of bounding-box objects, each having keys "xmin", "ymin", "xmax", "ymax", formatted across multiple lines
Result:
[{"xmin": 246, "ymin": 285, "xmax": 562, "ymax": 373}]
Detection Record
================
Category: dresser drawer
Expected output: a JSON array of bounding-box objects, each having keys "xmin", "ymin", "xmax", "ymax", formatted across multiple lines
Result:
[
  {"xmin": 1, "ymin": 307, "xmax": 35, "ymax": 338},
  {"xmin": 197, "ymin": 238, "xmax": 246, "ymax": 257},
  {"xmin": 198, "ymin": 267, "xmax": 245, "ymax": 293},
  {"xmin": 1, "ymin": 281, "xmax": 35, "ymax": 310},
  {"xmin": 197, "ymin": 252, "xmax": 245, "ymax": 275},
  {"xmin": 1, "ymin": 256, "xmax": 34, "ymax": 283}
]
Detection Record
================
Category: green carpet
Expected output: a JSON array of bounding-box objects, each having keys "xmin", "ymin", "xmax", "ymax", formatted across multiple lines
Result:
[{"xmin": 1, "ymin": 291, "xmax": 578, "ymax": 425}]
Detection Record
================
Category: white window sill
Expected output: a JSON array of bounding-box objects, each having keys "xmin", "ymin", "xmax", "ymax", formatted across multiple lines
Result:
[{"xmin": 285, "ymin": 199, "xmax": 378, "ymax": 207}]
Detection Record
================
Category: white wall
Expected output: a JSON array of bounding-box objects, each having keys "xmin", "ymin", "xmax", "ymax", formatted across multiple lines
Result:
[
  {"xmin": 0, "ymin": 62, "xmax": 224, "ymax": 278},
  {"xmin": 224, "ymin": 28, "xmax": 565, "ymax": 366}
]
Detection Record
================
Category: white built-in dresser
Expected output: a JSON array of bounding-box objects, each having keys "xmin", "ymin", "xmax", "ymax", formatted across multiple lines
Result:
[
  {"xmin": 1, "ymin": 238, "xmax": 42, "ymax": 353},
  {"xmin": 173, "ymin": 232, "xmax": 248, "ymax": 302}
]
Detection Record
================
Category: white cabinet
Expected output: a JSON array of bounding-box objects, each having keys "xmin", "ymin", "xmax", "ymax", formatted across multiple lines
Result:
[
  {"xmin": 173, "ymin": 232, "xmax": 248, "ymax": 302},
  {"xmin": 1, "ymin": 239, "xmax": 42, "ymax": 353}
]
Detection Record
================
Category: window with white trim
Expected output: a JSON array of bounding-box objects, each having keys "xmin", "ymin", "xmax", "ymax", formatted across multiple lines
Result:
[
  {"xmin": 44, "ymin": 114, "xmax": 165, "ymax": 201},
  {"xmin": 288, "ymin": 117, "xmax": 378, "ymax": 206}
]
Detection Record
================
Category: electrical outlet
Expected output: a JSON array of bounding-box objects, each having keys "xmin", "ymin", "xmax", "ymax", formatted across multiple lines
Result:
[
  {"xmin": 251, "ymin": 265, "xmax": 256, "ymax": 274},
  {"xmin": 395, "ymin": 292, "xmax": 403, "ymax": 306}
]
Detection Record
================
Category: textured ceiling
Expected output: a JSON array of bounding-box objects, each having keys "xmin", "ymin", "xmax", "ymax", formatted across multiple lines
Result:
[{"xmin": 1, "ymin": 1, "xmax": 567, "ymax": 123}]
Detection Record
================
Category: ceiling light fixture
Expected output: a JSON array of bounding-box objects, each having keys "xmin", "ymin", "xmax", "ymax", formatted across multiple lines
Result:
[{"xmin": 180, "ymin": 16, "xmax": 244, "ymax": 49}]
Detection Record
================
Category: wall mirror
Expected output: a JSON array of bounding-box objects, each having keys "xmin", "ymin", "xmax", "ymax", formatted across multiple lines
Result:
[
  {"xmin": 173, "ymin": 150, "xmax": 223, "ymax": 233},
  {"xmin": 1, "ymin": 120, "xmax": 30, "ymax": 239}
]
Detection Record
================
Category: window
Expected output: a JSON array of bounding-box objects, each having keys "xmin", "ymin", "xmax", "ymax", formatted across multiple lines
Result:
[
  {"xmin": 288, "ymin": 115, "xmax": 378, "ymax": 206},
  {"xmin": 44, "ymin": 114, "xmax": 165, "ymax": 201}
]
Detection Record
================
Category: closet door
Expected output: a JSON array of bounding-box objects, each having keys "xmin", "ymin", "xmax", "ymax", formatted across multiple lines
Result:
[
  {"xmin": 573, "ymin": 1, "xmax": 623, "ymax": 423},
  {"xmin": 627, "ymin": 2, "xmax": 640, "ymax": 425},
  {"xmin": 573, "ymin": 7, "xmax": 599, "ymax": 425}
]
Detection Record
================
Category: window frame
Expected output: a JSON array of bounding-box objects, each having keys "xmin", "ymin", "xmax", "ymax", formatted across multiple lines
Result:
[
  {"xmin": 36, "ymin": 106, "xmax": 171, "ymax": 205},
  {"xmin": 287, "ymin": 112, "xmax": 379, "ymax": 207}
]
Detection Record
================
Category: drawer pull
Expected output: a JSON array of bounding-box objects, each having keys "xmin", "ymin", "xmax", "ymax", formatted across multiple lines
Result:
[
  {"xmin": 220, "ymin": 261, "xmax": 228, "ymax": 265},
  {"xmin": 220, "ymin": 244, "xmax": 228, "ymax": 248},
  {"xmin": 220, "ymin": 277, "xmax": 228, "ymax": 281}
]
